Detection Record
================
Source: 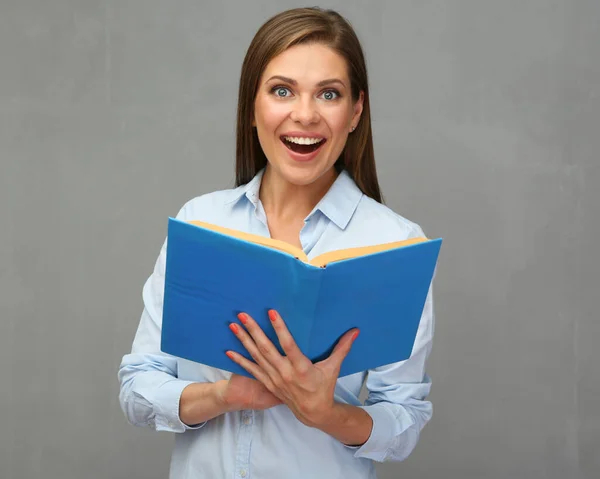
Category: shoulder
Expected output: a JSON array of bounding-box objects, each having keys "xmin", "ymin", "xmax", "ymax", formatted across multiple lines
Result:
[
  {"xmin": 351, "ymin": 195, "xmax": 427, "ymax": 242},
  {"xmin": 174, "ymin": 184, "xmax": 246, "ymax": 223}
]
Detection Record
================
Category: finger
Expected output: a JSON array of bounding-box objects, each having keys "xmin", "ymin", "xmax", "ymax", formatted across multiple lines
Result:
[
  {"xmin": 225, "ymin": 350, "xmax": 278, "ymax": 393},
  {"xmin": 322, "ymin": 329, "xmax": 359, "ymax": 373},
  {"xmin": 237, "ymin": 313, "xmax": 287, "ymax": 370},
  {"xmin": 229, "ymin": 321, "xmax": 281, "ymax": 380},
  {"xmin": 268, "ymin": 310, "xmax": 312, "ymax": 371}
]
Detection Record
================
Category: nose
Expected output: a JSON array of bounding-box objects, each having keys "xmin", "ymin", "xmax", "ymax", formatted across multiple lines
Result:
[{"xmin": 290, "ymin": 97, "xmax": 320, "ymax": 125}]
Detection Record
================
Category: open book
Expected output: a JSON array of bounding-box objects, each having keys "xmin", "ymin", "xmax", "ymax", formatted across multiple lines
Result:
[
  {"xmin": 187, "ymin": 219, "xmax": 430, "ymax": 267},
  {"xmin": 161, "ymin": 218, "xmax": 442, "ymax": 378}
]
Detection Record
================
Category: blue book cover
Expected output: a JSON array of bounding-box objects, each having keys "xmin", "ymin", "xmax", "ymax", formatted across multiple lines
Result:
[{"xmin": 161, "ymin": 218, "xmax": 442, "ymax": 378}]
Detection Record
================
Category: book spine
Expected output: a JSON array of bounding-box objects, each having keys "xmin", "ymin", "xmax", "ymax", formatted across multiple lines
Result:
[
  {"xmin": 283, "ymin": 262, "xmax": 322, "ymax": 353},
  {"xmin": 300, "ymin": 262, "xmax": 324, "ymax": 362}
]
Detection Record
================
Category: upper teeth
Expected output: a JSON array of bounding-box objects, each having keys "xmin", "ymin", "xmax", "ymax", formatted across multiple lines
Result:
[{"xmin": 284, "ymin": 137, "xmax": 324, "ymax": 145}]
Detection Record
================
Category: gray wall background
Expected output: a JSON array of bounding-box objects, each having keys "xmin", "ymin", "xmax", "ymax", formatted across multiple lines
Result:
[{"xmin": 1, "ymin": 1, "xmax": 598, "ymax": 478}]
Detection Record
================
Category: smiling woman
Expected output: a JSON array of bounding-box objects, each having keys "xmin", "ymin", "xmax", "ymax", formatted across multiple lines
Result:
[
  {"xmin": 118, "ymin": 7, "xmax": 436, "ymax": 479},
  {"xmin": 252, "ymin": 42, "xmax": 363, "ymax": 186}
]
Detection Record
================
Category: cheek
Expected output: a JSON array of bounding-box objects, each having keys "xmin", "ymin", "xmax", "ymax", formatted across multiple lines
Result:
[
  {"xmin": 325, "ymin": 106, "xmax": 353, "ymax": 135},
  {"xmin": 255, "ymin": 98, "xmax": 288, "ymax": 132}
]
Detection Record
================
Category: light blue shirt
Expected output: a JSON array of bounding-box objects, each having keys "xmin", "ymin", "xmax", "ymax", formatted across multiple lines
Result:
[{"xmin": 118, "ymin": 169, "xmax": 435, "ymax": 479}]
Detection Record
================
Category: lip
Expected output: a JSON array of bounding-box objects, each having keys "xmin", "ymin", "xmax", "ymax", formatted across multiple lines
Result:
[{"xmin": 279, "ymin": 132, "xmax": 327, "ymax": 163}]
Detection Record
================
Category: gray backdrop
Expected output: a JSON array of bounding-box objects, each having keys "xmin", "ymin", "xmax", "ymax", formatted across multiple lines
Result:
[{"xmin": 1, "ymin": 1, "xmax": 598, "ymax": 478}]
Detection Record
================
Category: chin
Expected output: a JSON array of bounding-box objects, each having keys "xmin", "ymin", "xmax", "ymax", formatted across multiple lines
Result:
[{"xmin": 273, "ymin": 161, "xmax": 336, "ymax": 187}]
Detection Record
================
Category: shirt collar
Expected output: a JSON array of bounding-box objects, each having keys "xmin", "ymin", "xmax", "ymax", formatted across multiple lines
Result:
[
  {"xmin": 226, "ymin": 168, "xmax": 363, "ymax": 230},
  {"xmin": 310, "ymin": 169, "xmax": 363, "ymax": 229},
  {"xmin": 225, "ymin": 168, "xmax": 265, "ymax": 207}
]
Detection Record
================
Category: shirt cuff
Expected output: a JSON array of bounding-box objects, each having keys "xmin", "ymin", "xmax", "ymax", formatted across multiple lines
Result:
[
  {"xmin": 345, "ymin": 403, "xmax": 415, "ymax": 461},
  {"xmin": 149, "ymin": 379, "xmax": 207, "ymax": 433}
]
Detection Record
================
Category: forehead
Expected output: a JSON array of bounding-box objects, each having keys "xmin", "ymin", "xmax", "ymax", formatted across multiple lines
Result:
[{"xmin": 260, "ymin": 43, "xmax": 349, "ymax": 83}]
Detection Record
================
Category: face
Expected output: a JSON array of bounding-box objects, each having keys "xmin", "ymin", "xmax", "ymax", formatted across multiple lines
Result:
[{"xmin": 253, "ymin": 43, "xmax": 364, "ymax": 187}]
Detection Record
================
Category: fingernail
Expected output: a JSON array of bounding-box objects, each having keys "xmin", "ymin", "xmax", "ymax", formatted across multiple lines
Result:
[
  {"xmin": 238, "ymin": 313, "xmax": 248, "ymax": 324},
  {"xmin": 226, "ymin": 351, "xmax": 235, "ymax": 359},
  {"xmin": 352, "ymin": 330, "xmax": 360, "ymax": 340},
  {"xmin": 229, "ymin": 323, "xmax": 240, "ymax": 334},
  {"xmin": 268, "ymin": 310, "xmax": 277, "ymax": 322}
]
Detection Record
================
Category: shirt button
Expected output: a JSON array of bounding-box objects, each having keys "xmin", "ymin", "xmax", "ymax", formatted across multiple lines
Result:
[
  {"xmin": 240, "ymin": 470, "xmax": 247, "ymax": 478},
  {"xmin": 243, "ymin": 416, "xmax": 251, "ymax": 425}
]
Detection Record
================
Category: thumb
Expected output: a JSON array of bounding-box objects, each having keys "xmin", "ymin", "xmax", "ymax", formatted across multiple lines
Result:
[{"xmin": 322, "ymin": 329, "xmax": 359, "ymax": 372}]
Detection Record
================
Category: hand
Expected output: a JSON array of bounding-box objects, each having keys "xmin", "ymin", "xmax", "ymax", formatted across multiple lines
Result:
[
  {"xmin": 217, "ymin": 374, "xmax": 282, "ymax": 411},
  {"xmin": 225, "ymin": 310, "xmax": 359, "ymax": 428}
]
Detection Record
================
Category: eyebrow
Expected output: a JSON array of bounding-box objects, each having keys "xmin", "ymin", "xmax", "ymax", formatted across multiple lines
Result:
[{"xmin": 266, "ymin": 75, "xmax": 347, "ymax": 88}]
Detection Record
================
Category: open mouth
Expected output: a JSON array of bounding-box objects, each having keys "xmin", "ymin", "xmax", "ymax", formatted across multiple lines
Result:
[{"xmin": 281, "ymin": 136, "xmax": 327, "ymax": 155}]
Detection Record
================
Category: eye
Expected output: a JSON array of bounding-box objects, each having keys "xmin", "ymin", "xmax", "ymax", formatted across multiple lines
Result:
[
  {"xmin": 321, "ymin": 89, "xmax": 340, "ymax": 101},
  {"xmin": 271, "ymin": 86, "xmax": 292, "ymax": 98}
]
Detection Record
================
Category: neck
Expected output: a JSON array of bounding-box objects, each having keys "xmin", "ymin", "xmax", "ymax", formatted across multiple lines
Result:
[{"xmin": 259, "ymin": 166, "xmax": 338, "ymax": 222}]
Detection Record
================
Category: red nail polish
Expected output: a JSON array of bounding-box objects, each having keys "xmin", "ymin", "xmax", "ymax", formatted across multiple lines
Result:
[
  {"xmin": 352, "ymin": 330, "xmax": 360, "ymax": 340},
  {"xmin": 238, "ymin": 313, "xmax": 248, "ymax": 324},
  {"xmin": 268, "ymin": 310, "xmax": 277, "ymax": 322},
  {"xmin": 226, "ymin": 351, "xmax": 235, "ymax": 359},
  {"xmin": 229, "ymin": 323, "xmax": 239, "ymax": 334}
]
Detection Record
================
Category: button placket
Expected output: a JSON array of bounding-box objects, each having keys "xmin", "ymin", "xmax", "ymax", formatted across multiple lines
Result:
[{"xmin": 234, "ymin": 410, "xmax": 254, "ymax": 479}]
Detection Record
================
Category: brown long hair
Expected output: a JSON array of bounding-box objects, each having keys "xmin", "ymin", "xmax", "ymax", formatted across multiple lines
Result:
[{"xmin": 235, "ymin": 7, "xmax": 383, "ymax": 203}]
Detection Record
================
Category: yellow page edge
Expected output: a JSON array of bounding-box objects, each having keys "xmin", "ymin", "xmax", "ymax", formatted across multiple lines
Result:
[{"xmin": 187, "ymin": 220, "xmax": 429, "ymax": 267}]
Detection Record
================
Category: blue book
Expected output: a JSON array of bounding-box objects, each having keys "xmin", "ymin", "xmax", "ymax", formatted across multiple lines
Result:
[{"xmin": 161, "ymin": 218, "xmax": 442, "ymax": 378}]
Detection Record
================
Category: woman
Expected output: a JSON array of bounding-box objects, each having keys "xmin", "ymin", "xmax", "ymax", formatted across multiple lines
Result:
[{"xmin": 118, "ymin": 7, "xmax": 435, "ymax": 479}]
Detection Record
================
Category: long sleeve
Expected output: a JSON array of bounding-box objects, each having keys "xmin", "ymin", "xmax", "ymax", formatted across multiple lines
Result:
[
  {"xmin": 350, "ymin": 284, "xmax": 435, "ymax": 462},
  {"xmin": 117, "ymin": 203, "xmax": 207, "ymax": 433}
]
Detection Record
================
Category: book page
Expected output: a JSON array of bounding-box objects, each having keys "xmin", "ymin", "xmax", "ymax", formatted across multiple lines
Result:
[
  {"xmin": 309, "ymin": 237, "xmax": 428, "ymax": 267},
  {"xmin": 187, "ymin": 220, "xmax": 309, "ymax": 262}
]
